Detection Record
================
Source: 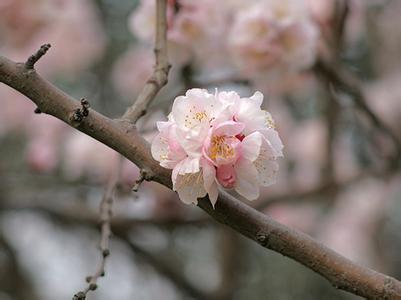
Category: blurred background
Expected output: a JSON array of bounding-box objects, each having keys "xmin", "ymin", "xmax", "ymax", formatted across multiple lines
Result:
[{"xmin": 1, "ymin": 0, "xmax": 401, "ymax": 299}]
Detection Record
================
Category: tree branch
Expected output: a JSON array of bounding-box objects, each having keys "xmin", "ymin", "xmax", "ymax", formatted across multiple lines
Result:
[
  {"xmin": 121, "ymin": 0, "xmax": 170, "ymax": 123},
  {"xmin": 1, "ymin": 53, "xmax": 401, "ymax": 298}
]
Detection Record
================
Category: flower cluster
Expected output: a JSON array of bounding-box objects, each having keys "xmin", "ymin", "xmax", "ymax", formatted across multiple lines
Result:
[{"xmin": 151, "ymin": 89, "xmax": 283, "ymax": 206}]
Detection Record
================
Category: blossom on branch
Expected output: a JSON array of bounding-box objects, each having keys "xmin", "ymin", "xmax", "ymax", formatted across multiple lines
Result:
[{"xmin": 151, "ymin": 89, "xmax": 283, "ymax": 206}]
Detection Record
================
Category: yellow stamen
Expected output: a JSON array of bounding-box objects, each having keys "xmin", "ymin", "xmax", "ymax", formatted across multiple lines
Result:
[{"xmin": 210, "ymin": 136, "xmax": 235, "ymax": 160}]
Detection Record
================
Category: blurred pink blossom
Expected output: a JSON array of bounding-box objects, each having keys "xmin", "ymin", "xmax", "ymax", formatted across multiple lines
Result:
[
  {"xmin": 267, "ymin": 202, "xmax": 320, "ymax": 233},
  {"xmin": 129, "ymin": 0, "xmax": 229, "ymax": 68},
  {"xmin": 62, "ymin": 132, "xmax": 120, "ymax": 183},
  {"xmin": 0, "ymin": 88, "xmax": 34, "ymax": 135},
  {"xmin": 0, "ymin": 0, "xmax": 106, "ymax": 77},
  {"xmin": 111, "ymin": 46, "xmax": 154, "ymax": 100},
  {"xmin": 365, "ymin": 72, "xmax": 401, "ymax": 139},
  {"xmin": 305, "ymin": 0, "xmax": 334, "ymax": 25},
  {"xmin": 26, "ymin": 137, "xmax": 59, "ymax": 173},
  {"xmin": 287, "ymin": 119, "xmax": 327, "ymax": 189},
  {"xmin": 228, "ymin": 0, "xmax": 319, "ymax": 77},
  {"xmin": 317, "ymin": 179, "xmax": 388, "ymax": 267},
  {"xmin": 24, "ymin": 115, "xmax": 68, "ymax": 173}
]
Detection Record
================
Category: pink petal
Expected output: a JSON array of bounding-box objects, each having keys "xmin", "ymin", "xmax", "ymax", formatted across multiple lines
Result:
[{"xmin": 216, "ymin": 164, "xmax": 236, "ymax": 188}]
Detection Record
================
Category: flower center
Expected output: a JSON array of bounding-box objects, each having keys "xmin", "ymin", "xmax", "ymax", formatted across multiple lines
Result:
[
  {"xmin": 184, "ymin": 109, "xmax": 208, "ymax": 128},
  {"xmin": 195, "ymin": 111, "xmax": 207, "ymax": 121},
  {"xmin": 209, "ymin": 135, "xmax": 235, "ymax": 161}
]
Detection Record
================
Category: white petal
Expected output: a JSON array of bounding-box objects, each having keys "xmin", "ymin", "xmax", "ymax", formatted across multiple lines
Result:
[
  {"xmin": 172, "ymin": 89, "xmax": 218, "ymax": 133},
  {"xmin": 174, "ymin": 172, "xmax": 207, "ymax": 205},
  {"xmin": 175, "ymin": 123, "xmax": 208, "ymax": 157},
  {"xmin": 235, "ymin": 100, "xmax": 267, "ymax": 135},
  {"xmin": 249, "ymin": 91, "xmax": 264, "ymax": 107},
  {"xmin": 201, "ymin": 159, "xmax": 219, "ymax": 208},
  {"xmin": 217, "ymin": 91, "xmax": 240, "ymax": 107},
  {"xmin": 156, "ymin": 121, "xmax": 171, "ymax": 132},
  {"xmin": 255, "ymin": 159, "xmax": 279, "ymax": 186},
  {"xmin": 234, "ymin": 159, "xmax": 260, "ymax": 200},
  {"xmin": 151, "ymin": 132, "xmax": 169, "ymax": 163},
  {"xmin": 241, "ymin": 132, "xmax": 262, "ymax": 162},
  {"xmin": 177, "ymin": 157, "xmax": 200, "ymax": 175},
  {"xmin": 261, "ymin": 128, "xmax": 284, "ymax": 157},
  {"xmin": 201, "ymin": 158, "xmax": 216, "ymax": 190},
  {"xmin": 172, "ymin": 162, "xmax": 181, "ymax": 190},
  {"xmin": 208, "ymin": 182, "xmax": 219, "ymax": 208}
]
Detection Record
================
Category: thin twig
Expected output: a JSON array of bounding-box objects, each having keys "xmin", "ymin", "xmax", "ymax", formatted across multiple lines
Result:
[
  {"xmin": 73, "ymin": 157, "xmax": 122, "ymax": 300},
  {"xmin": 121, "ymin": 0, "xmax": 170, "ymax": 123},
  {"xmin": 132, "ymin": 168, "xmax": 153, "ymax": 192},
  {"xmin": 25, "ymin": 44, "xmax": 51, "ymax": 69}
]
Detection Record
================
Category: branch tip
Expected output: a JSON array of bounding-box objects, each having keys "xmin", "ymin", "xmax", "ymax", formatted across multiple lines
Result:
[
  {"xmin": 132, "ymin": 169, "xmax": 153, "ymax": 192},
  {"xmin": 72, "ymin": 291, "xmax": 86, "ymax": 300},
  {"xmin": 25, "ymin": 43, "xmax": 51, "ymax": 69}
]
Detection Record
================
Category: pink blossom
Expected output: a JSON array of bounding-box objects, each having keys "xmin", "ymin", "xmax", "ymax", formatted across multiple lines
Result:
[
  {"xmin": 151, "ymin": 89, "xmax": 283, "ymax": 207},
  {"xmin": 228, "ymin": 0, "xmax": 319, "ymax": 77}
]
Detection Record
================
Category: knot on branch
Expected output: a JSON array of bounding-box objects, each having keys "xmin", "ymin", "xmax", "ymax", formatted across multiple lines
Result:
[
  {"xmin": 72, "ymin": 291, "xmax": 86, "ymax": 300},
  {"xmin": 25, "ymin": 44, "xmax": 51, "ymax": 69},
  {"xmin": 256, "ymin": 231, "xmax": 270, "ymax": 247},
  {"xmin": 70, "ymin": 98, "xmax": 90, "ymax": 125},
  {"xmin": 132, "ymin": 169, "xmax": 154, "ymax": 192},
  {"xmin": 384, "ymin": 277, "xmax": 400, "ymax": 297}
]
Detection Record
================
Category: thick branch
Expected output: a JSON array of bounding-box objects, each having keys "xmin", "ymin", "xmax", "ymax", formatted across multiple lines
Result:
[
  {"xmin": 1, "ymin": 55, "xmax": 401, "ymax": 299},
  {"xmin": 121, "ymin": 0, "xmax": 170, "ymax": 123}
]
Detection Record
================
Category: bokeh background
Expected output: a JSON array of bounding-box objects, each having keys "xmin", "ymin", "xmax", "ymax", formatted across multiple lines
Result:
[{"xmin": 1, "ymin": 0, "xmax": 401, "ymax": 299}]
